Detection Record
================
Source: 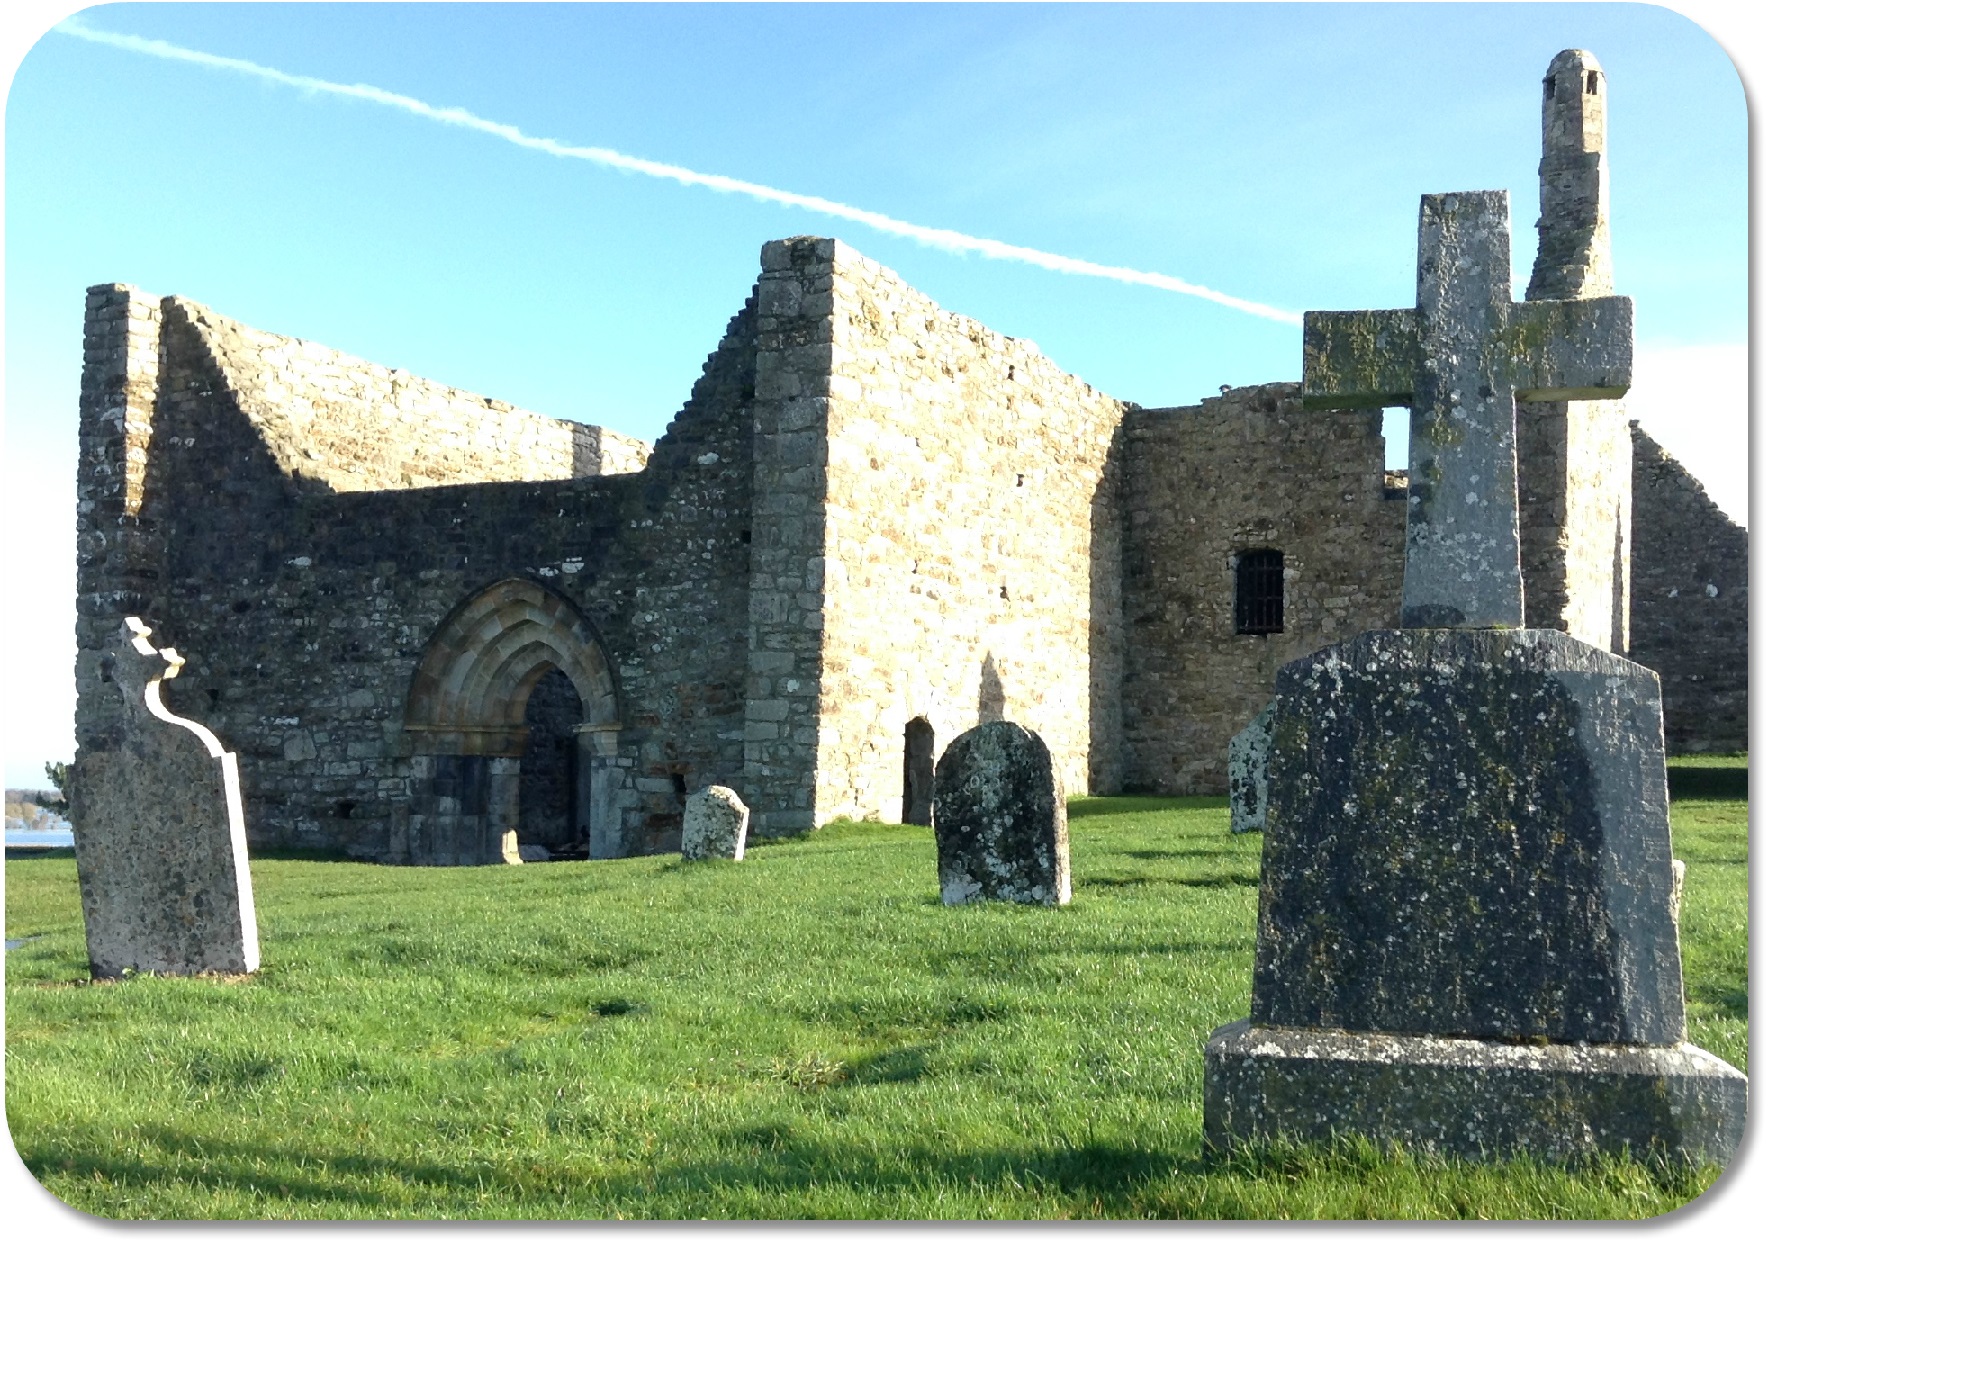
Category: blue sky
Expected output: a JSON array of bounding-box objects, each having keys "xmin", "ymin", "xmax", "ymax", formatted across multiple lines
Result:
[{"xmin": 3, "ymin": 3, "xmax": 1746, "ymax": 788}]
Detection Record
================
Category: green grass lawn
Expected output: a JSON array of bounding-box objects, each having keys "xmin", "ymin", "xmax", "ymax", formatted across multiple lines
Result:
[{"xmin": 4, "ymin": 771, "xmax": 1746, "ymax": 1221}]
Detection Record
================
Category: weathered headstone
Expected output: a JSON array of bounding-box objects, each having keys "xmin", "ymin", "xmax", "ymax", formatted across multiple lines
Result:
[
  {"xmin": 933, "ymin": 721, "xmax": 1071, "ymax": 905},
  {"xmin": 1227, "ymin": 701, "xmax": 1274, "ymax": 834},
  {"xmin": 1205, "ymin": 177, "xmax": 1745, "ymax": 1164},
  {"xmin": 682, "ymin": 785, "xmax": 750, "ymax": 861},
  {"xmin": 71, "ymin": 617, "xmax": 259, "ymax": 978}
]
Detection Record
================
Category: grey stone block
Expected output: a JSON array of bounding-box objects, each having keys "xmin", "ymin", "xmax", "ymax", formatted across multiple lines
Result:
[
  {"xmin": 933, "ymin": 721, "xmax": 1070, "ymax": 905},
  {"xmin": 1204, "ymin": 1020, "xmax": 1746, "ymax": 1164},
  {"xmin": 1257, "ymin": 627, "xmax": 1683, "ymax": 1044}
]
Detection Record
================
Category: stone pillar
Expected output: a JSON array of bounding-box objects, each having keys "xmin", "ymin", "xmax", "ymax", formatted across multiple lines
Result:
[
  {"xmin": 742, "ymin": 238, "xmax": 835, "ymax": 835},
  {"xmin": 75, "ymin": 285, "xmax": 167, "ymax": 762}
]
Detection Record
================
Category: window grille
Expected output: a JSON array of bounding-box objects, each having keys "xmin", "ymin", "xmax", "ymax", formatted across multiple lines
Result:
[{"xmin": 1235, "ymin": 549, "xmax": 1285, "ymax": 635}]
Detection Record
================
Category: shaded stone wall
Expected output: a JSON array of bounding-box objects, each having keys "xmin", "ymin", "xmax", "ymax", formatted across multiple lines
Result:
[
  {"xmin": 1628, "ymin": 422, "xmax": 1747, "ymax": 753},
  {"xmin": 1117, "ymin": 386, "xmax": 1403, "ymax": 794},
  {"xmin": 743, "ymin": 238, "xmax": 1129, "ymax": 830},
  {"xmin": 77, "ymin": 287, "xmax": 760, "ymax": 860},
  {"xmin": 177, "ymin": 298, "xmax": 651, "ymax": 491}
]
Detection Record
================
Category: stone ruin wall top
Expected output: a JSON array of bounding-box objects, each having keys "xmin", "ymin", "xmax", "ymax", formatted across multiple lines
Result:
[{"xmin": 169, "ymin": 294, "xmax": 654, "ymax": 493}]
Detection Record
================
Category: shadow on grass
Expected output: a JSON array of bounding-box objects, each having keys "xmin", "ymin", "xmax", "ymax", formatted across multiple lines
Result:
[
  {"xmin": 1077, "ymin": 874, "xmax": 1257, "ymax": 891},
  {"xmin": 22, "ymin": 1121, "xmax": 1717, "ymax": 1221},
  {"xmin": 1068, "ymin": 797, "xmax": 1225, "ymax": 818},
  {"xmin": 1666, "ymin": 766, "xmax": 1747, "ymax": 800}
]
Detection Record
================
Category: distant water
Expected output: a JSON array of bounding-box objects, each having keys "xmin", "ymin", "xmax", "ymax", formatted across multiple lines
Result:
[{"xmin": 5, "ymin": 828, "xmax": 74, "ymax": 847}]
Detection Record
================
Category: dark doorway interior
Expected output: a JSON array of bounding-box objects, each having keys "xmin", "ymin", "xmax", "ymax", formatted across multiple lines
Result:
[
  {"xmin": 902, "ymin": 717, "xmax": 935, "ymax": 826},
  {"xmin": 519, "ymin": 666, "xmax": 587, "ymax": 857}
]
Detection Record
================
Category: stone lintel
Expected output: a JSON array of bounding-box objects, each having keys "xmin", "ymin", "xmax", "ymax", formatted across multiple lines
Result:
[{"xmin": 1203, "ymin": 1020, "xmax": 1746, "ymax": 1165}]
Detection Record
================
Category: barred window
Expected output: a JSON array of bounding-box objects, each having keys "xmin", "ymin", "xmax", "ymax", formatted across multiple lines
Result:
[{"xmin": 1235, "ymin": 549, "xmax": 1285, "ymax": 635}]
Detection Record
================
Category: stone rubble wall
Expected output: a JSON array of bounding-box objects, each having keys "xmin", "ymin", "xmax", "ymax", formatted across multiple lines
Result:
[
  {"xmin": 1627, "ymin": 422, "xmax": 1747, "ymax": 753},
  {"xmin": 1116, "ymin": 386, "xmax": 1404, "ymax": 794},
  {"xmin": 745, "ymin": 238, "xmax": 1130, "ymax": 830},
  {"xmin": 177, "ymin": 299, "xmax": 651, "ymax": 491},
  {"xmin": 78, "ymin": 286, "xmax": 760, "ymax": 860}
]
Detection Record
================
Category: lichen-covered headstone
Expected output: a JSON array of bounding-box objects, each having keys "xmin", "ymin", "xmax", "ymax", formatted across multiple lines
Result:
[
  {"xmin": 71, "ymin": 617, "xmax": 259, "ymax": 978},
  {"xmin": 1207, "ymin": 137, "xmax": 1743, "ymax": 1165},
  {"xmin": 933, "ymin": 721, "xmax": 1070, "ymax": 905},
  {"xmin": 682, "ymin": 785, "xmax": 750, "ymax": 861},
  {"xmin": 1227, "ymin": 701, "xmax": 1274, "ymax": 834}
]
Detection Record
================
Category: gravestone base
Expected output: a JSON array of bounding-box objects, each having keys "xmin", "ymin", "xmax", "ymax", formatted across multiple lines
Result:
[{"xmin": 1203, "ymin": 1020, "xmax": 1746, "ymax": 1164}]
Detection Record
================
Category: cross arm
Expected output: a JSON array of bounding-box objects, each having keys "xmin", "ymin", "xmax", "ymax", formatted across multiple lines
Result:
[
  {"xmin": 1505, "ymin": 295, "xmax": 1634, "ymax": 402},
  {"xmin": 1302, "ymin": 308, "xmax": 1418, "ymax": 409}
]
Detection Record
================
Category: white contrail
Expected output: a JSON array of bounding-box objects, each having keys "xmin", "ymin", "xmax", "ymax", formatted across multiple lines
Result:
[{"xmin": 57, "ymin": 19, "xmax": 1300, "ymax": 325}]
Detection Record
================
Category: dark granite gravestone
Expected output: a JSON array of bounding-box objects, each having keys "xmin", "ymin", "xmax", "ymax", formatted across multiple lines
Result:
[
  {"xmin": 933, "ymin": 721, "xmax": 1071, "ymax": 906},
  {"xmin": 71, "ymin": 617, "xmax": 260, "ymax": 978},
  {"xmin": 1204, "ymin": 154, "xmax": 1745, "ymax": 1165}
]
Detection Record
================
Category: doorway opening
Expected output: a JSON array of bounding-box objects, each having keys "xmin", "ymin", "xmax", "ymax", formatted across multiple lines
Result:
[
  {"xmin": 518, "ymin": 666, "xmax": 588, "ymax": 858},
  {"xmin": 902, "ymin": 717, "xmax": 935, "ymax": 826}
]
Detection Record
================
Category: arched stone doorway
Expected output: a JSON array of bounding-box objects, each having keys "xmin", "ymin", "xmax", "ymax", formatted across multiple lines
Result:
[
  {"xmin": 902, "ymin": 717, "xmax": 935, "ymax": 827},
  {"xmin": 402, "ymin": 579, "xmax": 623, "ymax": 865}
]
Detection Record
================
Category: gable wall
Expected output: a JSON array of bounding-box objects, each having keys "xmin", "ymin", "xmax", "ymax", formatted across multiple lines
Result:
[
  {"xmin": 743, "ymin": 238, "xmax": 1130, "ymax": 830},
  {"xmin": 76, "ymin": 286, "xmax": 761, "ymax": 860},
  {"xmin": 1628, "ymin": 422, "xmax": 1748, "ymax": 753}
]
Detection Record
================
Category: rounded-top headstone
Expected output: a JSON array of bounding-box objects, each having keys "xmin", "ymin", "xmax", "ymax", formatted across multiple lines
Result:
[
  {"xmin": 682, "ymin": 785, "xmax": 750, "ymax": 861},
  {"xmin": 932, "ymin": 721, "xmax": 1071, "ymax": 906}
]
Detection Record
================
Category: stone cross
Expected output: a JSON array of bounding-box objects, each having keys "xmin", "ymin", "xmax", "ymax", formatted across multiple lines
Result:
[
  {"xmin": 1303, "ymin": 189, "xmax": 1633, "ymax": 629},
  {"xmin": 71, "ymin": 617, "xmax": 260, "ymax": 978}
]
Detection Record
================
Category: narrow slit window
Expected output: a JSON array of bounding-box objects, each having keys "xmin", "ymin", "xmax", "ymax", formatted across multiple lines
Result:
[{"xmin": 1235, "ymin": 549, "xmax": 1285, "ymax": 635}]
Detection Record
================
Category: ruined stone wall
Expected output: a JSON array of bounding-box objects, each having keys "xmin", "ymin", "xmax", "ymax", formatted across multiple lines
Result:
[
  {"xmin": 178, "ymin": 299, "xmax": 651, "ymax": 491},
  {"xmin": 742, "ymin": 237, "xmax": 1129, "ymax": 830},
  {"xmin": 1118, "ymin": 387, "xmax": 1404, "ymax": 794},
  {"xmin": 77, "ymin": 286, "xmax": 760, "ymax": 859},
  {"xmin": 74, "ymin": 286, "xmax": 168, "ymax": 763},
  {"xmin": 1628, "ymin": 422, "xmax": 1747, "ymax": 753}
]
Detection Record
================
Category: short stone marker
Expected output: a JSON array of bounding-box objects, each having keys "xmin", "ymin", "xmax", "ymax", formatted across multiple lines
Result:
[
  {"xmin": 71, "ymin": 617, "xmax": 260, "ymax": 978},
  {"xmin": 1205, "ymin": 183, "xmax": 1745, "ymax": 1164},
  {"xmin": 682, "ymin": 785, "xmax": 750, "ymax": 861},
  {"xmin": 1227, "ymin": 701, "xmax": 1274, "ymax": 834},
  {"xmin": 933, "ymin": 721, "xmax": 1071, "ymax": 906}
]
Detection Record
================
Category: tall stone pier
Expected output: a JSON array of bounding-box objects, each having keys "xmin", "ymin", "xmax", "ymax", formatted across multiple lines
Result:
[
  {"xmin": 1518, "ymin": 48, "xmax": 1634, "ymax": 654},
  {"xmin": 1206, "ymin": 88, "xmax": 1745, "ymax": 1162}
]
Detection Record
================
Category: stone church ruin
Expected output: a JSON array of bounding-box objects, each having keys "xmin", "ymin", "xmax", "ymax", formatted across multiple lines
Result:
[{"xmin": 73, "ymin": 50, "xmax": 1744, "ymax": 866}]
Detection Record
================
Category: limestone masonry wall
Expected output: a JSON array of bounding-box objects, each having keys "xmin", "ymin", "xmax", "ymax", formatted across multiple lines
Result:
[
  {"xmin": 1628, "ymin": 422, "xmax": 1747, "ymax": 753},
  {"xmin": 747, "ymin": 238, "xmax": 1130, "ymax": 828},
  {"xmin": 78, "ymin": 285, "xmax": 760, "ymax": 860},
  {"xmin": 76, "ymin": 244, "xmax": 1745, "ymax": 862},
  {"xmin": 1118, "ymin": 387, "xmax": 1403, "ymax": 794}
]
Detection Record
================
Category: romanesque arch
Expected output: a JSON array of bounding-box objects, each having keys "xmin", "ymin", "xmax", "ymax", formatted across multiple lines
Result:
[{"xmin": 403, "ymin": 580, "xmax": 624, "ymax": 864}]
